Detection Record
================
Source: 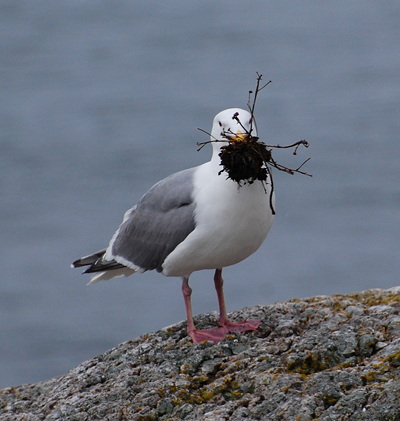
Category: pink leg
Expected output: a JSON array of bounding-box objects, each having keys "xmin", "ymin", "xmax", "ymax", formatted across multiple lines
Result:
[
  {"xmin": 214, "ymin": 269, "xmax": 261, "ymax": 333},
  {"xmin": 182, "ymin": 277, "xmax": 226, "ymax": 343}
]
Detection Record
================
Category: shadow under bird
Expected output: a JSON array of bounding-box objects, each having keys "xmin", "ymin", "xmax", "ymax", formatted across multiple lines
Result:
[{"xmin": 72, "ymin": 108, "xmax": 274, "ymax": 343}]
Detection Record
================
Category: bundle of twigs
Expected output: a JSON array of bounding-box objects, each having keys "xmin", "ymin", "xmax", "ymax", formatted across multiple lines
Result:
[{"xmin": 197, "ymin": 73, "xmax": 311, "ymax": 214}]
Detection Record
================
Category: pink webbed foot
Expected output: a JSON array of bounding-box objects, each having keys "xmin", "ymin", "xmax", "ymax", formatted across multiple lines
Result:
[
  {"xmin": 188, "ymin": 327, "xmax": 227, "ymax": 344},
  {"xmin": 219, "ymin": 319, "xmax": 261, "ymax": 333}
]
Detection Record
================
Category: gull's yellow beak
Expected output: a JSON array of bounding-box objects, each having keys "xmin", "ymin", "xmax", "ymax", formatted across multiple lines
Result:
[{"xmin": 226, "ymin": 130, "xmax": 249, "ymax": 142}]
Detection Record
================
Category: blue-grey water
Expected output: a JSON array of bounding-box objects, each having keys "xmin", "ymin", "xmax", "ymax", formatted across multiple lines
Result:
[{"xmin": 1, "ymin": 1, "xmax": 399, "ymax": 388}]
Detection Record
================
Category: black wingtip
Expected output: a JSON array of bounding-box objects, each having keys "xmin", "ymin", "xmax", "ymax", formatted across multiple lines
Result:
[
  {"xmin": 71, "ymin": 249, "xmax": 107, "ymax": 269},
  {"xmin": 71, "ymin": 249, "xmax": 126, "ymax": 274},
  {"xmin": 83, "ymin": 260, "xmax": 126, "ymax": 274},
  {"xmin": 71, "ymin": 259, "xmax": 82, "ymax": 268}
]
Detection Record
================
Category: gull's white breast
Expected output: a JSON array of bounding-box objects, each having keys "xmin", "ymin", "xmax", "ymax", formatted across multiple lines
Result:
[{"xmin": 162, "ymin": 160, "xmax": 274, "ymax": 277}]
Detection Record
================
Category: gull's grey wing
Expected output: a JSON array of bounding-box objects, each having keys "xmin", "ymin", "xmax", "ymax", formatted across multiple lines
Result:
[{"xmin": 110, "ymin": 167, "xmax": 197, "ymax": 272}]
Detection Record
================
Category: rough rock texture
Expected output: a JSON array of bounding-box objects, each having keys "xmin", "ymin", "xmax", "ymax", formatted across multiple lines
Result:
[{"xmin": 1, "ymin": 287, "xmax": 400, "ymax": 421}]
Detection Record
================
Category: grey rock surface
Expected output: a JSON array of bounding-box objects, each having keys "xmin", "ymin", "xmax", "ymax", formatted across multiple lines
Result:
[{"xmin": 1, "ymin": 287, "xmax": 400, "ymax": 421}]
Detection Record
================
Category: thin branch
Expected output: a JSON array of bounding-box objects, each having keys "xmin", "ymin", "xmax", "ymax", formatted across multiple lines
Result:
[
  {"xmin": 265, "ymin": 139, "xmax": 309, "ymax": 151},
  {"xmin": 196, "ymin": 139, "xmax": 225, "ymax": 152},
  {"xmin": 247, "ymin": 73, "xmax": 272, "ymax": 120},
  {"xmin": 197, "ymin": 127, "xmax": 213, "ymax": 138},
  {"xmin": 295, "ymin": 157, "xmax": 311, "ymax": 173},
  {"xmin": 232, "ymin": 112, "xmax": 252, "ymax": 135}
]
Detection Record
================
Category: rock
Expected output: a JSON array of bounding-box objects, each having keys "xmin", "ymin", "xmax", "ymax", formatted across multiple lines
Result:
[{"xmin": 1, "ymin": 287, "xmax": 400, "ymax": 420}]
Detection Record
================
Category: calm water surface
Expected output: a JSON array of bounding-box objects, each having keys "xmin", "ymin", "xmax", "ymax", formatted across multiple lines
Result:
[{"xmin": 1, "ymin": 1, "xmax": 399, "ymax": 387}]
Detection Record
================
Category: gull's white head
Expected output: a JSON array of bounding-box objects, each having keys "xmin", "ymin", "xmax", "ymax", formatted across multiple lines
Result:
[{"xmin": 210, "ymin": 108, "xmax": 256, "ymax": 143}]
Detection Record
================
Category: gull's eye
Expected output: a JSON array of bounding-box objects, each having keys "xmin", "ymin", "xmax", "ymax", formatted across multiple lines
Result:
[{"xmin": 218, "ymin": 121, "xmax": 222, "ymax": 127}]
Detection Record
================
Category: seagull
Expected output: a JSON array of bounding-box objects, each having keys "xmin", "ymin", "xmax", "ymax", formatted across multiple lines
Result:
[{"xmin": 72, "ymin": 108, "xmax": 274, "ymax": 343}]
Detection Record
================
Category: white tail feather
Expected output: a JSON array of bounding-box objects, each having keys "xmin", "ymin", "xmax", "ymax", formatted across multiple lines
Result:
[{"xmin": 87, "ymin": 267, "xmax": 136, "ymax": 285}]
